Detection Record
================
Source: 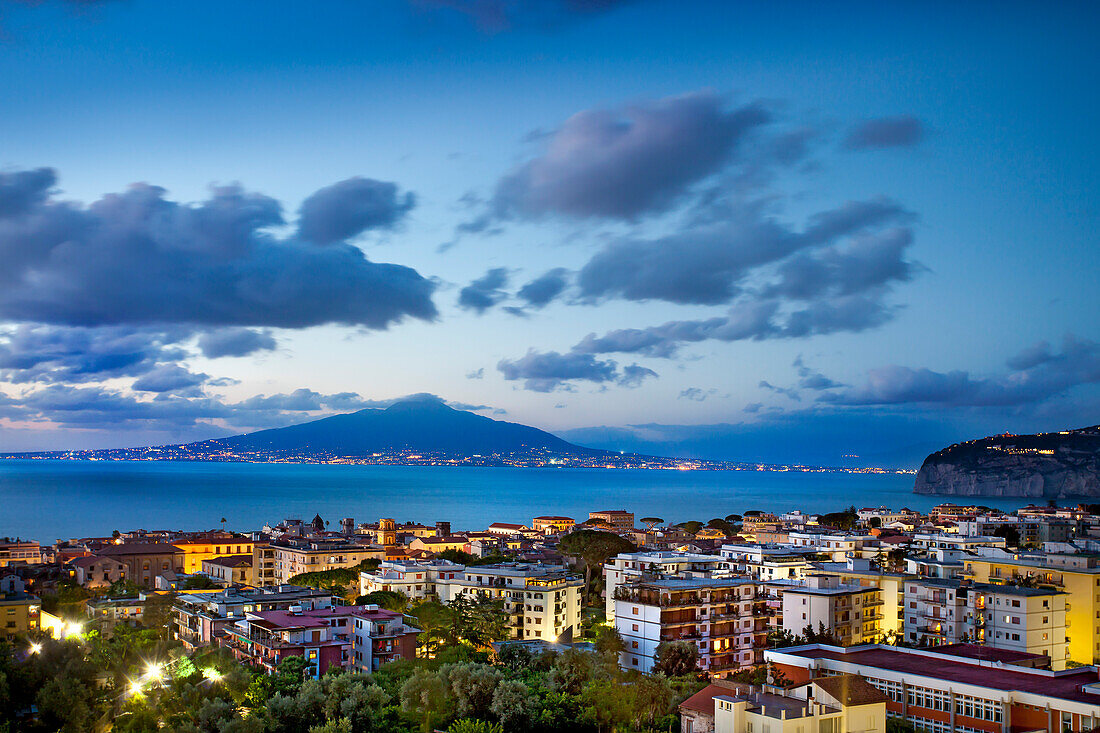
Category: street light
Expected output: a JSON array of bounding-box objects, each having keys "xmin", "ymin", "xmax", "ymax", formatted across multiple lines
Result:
[
  {"xmin": 128, "ymin": 681, "xmax": 143, "ymax": 697},
  {"xmin": 144, "ymin": 662, "xmax": 164, "ymax": 682},
  {"xmin": 29, "ymin": 642, "xmax": 42, "ymax": 654},
  {"xmin": 203, "ymin": 668, "xmax": 223, "ymax": 682}
]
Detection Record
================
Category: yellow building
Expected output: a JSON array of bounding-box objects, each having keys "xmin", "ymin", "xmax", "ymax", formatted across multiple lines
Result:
[
  {"xmin": 964, "ymin": 554, "xmax": 1100, "ymax": 665},
  {"xmin": 1, "ymin": 591, "xmax": 41, "ymax": 639},
  {"xmin": 271, "ymin": 541, "xmax": 384, "ymax": 584},
  {"xmin": 172, "ymin": 537, "xmax": 255, "ymax": 574},
  {"xmin": 819, "ymin": 557, "xmax": 906, "ymax": 637},
  {"xmin": 532, "ymin": 516, "xmax": 575, "ymax": 534}
]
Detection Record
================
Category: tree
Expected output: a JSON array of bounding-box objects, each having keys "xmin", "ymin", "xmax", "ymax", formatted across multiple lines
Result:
[
  {"xmin": 706, "ymin": 518, "xmax": 734, "ymax": 536},
  {"xmin": 993, "ymin": 524, "xmax": 1021, "ymax": 547},
  {"xmin": 490, "ymin": 679, "xmax": 533, "ymax": 730},
  {"xmin": 400, "ymin": 668, "xmax": 449, "ymax": 733},
  {"xmin": 724, "ymin": 514, "xmax": 742, "ymax": 523},
  {"xmin": 496, "ymin": 643, "xmax": 533, "ymax": 673},
  {"xmin": 448, "ymin": 720, "xmax": 502, "ymax": 733},
  {"xmin": 677, "ymin": 520, "xmax": 703, "ymax": 535},
  {"xmin": 640, "ymin": 517, "xmax": 663, "ymax": 530},
  {"xmin": 443, "ymin": 663, "xmax": 503, "ymax": 720},
  {"xmin": 355, "ymin": 590, "xmax": 408, "ymax": 612},
  {"xmin": 652, "ymin": 641, "xmax": 698, "ymax": 676},
  {"xmin": 594, "ymin": 626, "xmax": 625, "ymax": 658},
  {"xmin": 869, "ymin": 517, "xmax": 882, "ymax": 528},
  {"xmin": 437, "ymin": 549, "xmax": 478, "ymax": 565},
  {"xmin": 818, "ymin": 506, "xmax": 859, "ymax": 531},
  {"xmin": 557, "ymin": 530, "xmax": 635, "ymax": 603}
]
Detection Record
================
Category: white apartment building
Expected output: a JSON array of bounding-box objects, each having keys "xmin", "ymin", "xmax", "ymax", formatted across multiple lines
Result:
[
  {"xmin": 613, "ymin": 577, "xmax": 765, "ymax": 676},
  {"xmin": 437, "ymin": 563, "xmax": 583, "ymax": 642},
  {"xmin": 603, "ymin": 550, "xmax": 734, "ymax": 622},
  {"xmin": 910, "ymin": 533, "xmax": 1007, "ymax": 552},
  {"xmin": 720, "ymin": 544, "xmax": 816, "ymax": 581},
  {"xmin": 359, "ymin": 559, "xmax": 465, "ymax": 601},
  {"xmin": 902, "ymin": 577, "xmax": 1068, "ymax": 669},
  {"xmin": 269, "ymin": 539, "xmax": 384, "ymax": 584},
  {"xmin": 776, "ymin": 574, "xmax": 884, "ymax": 645},
  {"xmin": 785, "ymin": 531, "xmax": 878, "ymax": 561}
]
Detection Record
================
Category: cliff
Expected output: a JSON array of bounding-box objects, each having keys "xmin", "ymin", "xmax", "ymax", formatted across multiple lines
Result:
[{"xmin": 914, "ymin": 425, "xmax": 1100, "ymax": 497}]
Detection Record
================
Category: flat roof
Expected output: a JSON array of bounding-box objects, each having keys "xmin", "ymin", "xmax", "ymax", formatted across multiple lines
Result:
[{"xmin": 772, "ymin": 645, "xmax": 1100, "ymax": 706}]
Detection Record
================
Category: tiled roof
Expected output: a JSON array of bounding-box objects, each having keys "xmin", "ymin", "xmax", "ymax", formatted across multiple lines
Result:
[{"xmin": 811, "ymin": 675, "xmax": 889, "ymax": 706}]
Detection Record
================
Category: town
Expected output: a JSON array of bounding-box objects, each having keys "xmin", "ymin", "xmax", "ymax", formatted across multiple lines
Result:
[{"xmin": 4, "ymin": 501, "xmax": 1100, "ymax": 731}]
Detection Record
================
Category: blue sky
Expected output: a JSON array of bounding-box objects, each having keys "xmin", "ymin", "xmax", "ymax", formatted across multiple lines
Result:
[{"xmin": 0, "ymin": 0, "xmax": 1097, "ymax": 465}]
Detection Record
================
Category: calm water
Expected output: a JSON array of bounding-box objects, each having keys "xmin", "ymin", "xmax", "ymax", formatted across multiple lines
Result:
[{"xmin": 0, "ymin": 460, "xmax": 1030, "ymax": 543}]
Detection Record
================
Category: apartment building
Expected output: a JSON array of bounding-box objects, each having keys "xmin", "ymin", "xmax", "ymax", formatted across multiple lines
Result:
[
  {"xmin": 588, "ymin": 510, "xmax": 635, "ymax": 533},
  {"xmin": 359, "ymin": 558, "xmax": 465, "ymax": 601},
  {"xmin": 603, "ymin": 550, "xmax": 735, "ymax": 622},
  {"xmin": 0, "ymin": 539, "xmax": 41, "ymax": 567},
  {"xmin": 202, "ymin": 555, "xmax": 253, "ymax": 586},
  {"xmin": 786, "ymin": 531, "xmax": 878, "ymax": 561},
  {"xmin": 436, "ymin": 563, "xmax": 583, "ymax": 642},
  {"xmin": 0, "ymin": 584, "xmax": 39, "ymax": 640},
  {"xmin": 531, "ymin": 516, "xmax": 575, "ymax": 534},
  {"xmin": 270, "ymin": 538, "xmax": 383, "ymax": 584},
  {"xmin": 96, "ymin": 542, "xmax": 183, "ymax": 588},
  {"xmin": 71, "ymin": 555, "xmax": 129, "ymax": 588},
  {"xmin": 816, "ymin": 557, "xmax": 906, "ymax": 636},
  {"xmin": 613, "ymin": 577, "xmax": 765, "ymax": 676},
  {"xmin": 720, "ymin": 544, "xmax": 816, "ymax": 581},
  {"xmin": 252, "ymin": 543, "xmax": 276, "ymax": 587},
  {"xmin": 174, "ymin": 585, "xmax": 335, "ymax": 652},
  {"xmin": 172, "ymin": 537, "xmax": 255, "ymax": 574},
  {"xmin": 911, "ymin": 533, "xmax": 1007, "ymax": 552},
  {"xmin": 223, "ymin": 603, "xmax": 419, "ymax": 678},
  {"xmin": 85, "ymin": 595, "xmax": 146, "ymax": 628},
  {"xmin": 768, "ymin": 643, "xmax": 1100, "ymax": 733},
  {"xmin": 680, "ymin": 676, "xmax": 888, "ymax": 733},
  {"xmin": 777, "ymin": 574, "xmax": 884, "ymax": 645},
  {"xmin": 903, "ymin": 577, "xmax": 1068, "ymax": 669}
]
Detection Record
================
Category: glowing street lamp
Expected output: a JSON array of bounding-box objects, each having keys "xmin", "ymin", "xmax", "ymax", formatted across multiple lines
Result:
[
  {"xmin": 64, "ymin": 622, "xmax": 83, "ymax": 639},
  {"xmin": 203, "ymin": 668, "xmax": 223, "ymax": 682},
  {"xmin": 128, "ymin": 681, "xmax": 143, "ymax": 697},
  {"xmin": 144, "ymin": 662, "xmax": 164, "ymax": 682},
  {"xmin": 29, "ymin": 642, "xmax": 42, "ymax": 655}
]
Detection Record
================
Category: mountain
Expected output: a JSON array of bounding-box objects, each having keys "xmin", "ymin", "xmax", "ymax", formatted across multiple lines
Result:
[
  {"xmin": 186, "ymin": 399, "xmax": 607, "ymax": 457},
  {"xmin": 913, "ymin": 425, "xmax": 1100, "ymax": 497}
]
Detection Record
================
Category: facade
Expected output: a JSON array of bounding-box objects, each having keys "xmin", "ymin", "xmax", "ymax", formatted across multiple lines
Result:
[
  {"xmin": 173, "ymin": 538, "xmax": 255, "ymax": 574},
  {"xmin": 86, "ymin": 595, "xmax": 146, "ymax": 627},
  {"xmin": 0, "ymin": 590, "xmax": 40, "ymax": 640},
  {"xmin": 0, "ymin": 539, "xmax": 41, "ymax": 567},
  {"xmin": 902, "ymin": 577, "xmax": 1068, "ymax": 669},
  {"xmin": 270, "ymin": 539, "xmax": 383, "ymax": 584},
  {"xmin": 531, "ymin": 516, "xmax": 575, "ymax": 534},
  {"xmin": 487, "ymin": 522, "xmax": 530, "ymax": 536},
  {"xmin": 768, "ymin": 643, "xmax": 1100, "ymax": 733},
  {"xmin": 359, "ymin": 558, "xmax": 465, "ymax": 601},
  {"xmin": 408, "ymin": 535, "xmax": 470, "ymax": 554},
  {"xmin": 223, "ymin": 603, "xmax": 419, "ymax": 677},
  {"xmin": 436, "ymin": 563, "xmax": 583, "ymax": 642},
  {"xmin": 613, "ymin": 577, "xmax": 766, "ymax": 676},
  {"xmin": 71, "ymin": 555, "xmax": 128, "ymax": 588},
  {"xmin": 603, "ymin": 550, "xmax": 735, "ymax": 623},
  {"xmin": 252, "ymin": 544, "xmax": 276, "ymax": 587},
  {"xmin": 778, "ymin": 574, "xmax": 884, "ymax": 645},
  {"xmin": 588, "ymin": 510, "xmax": 635, "ymax": 533},
  {"xmin": 720, "ymin": 544, "xmax": 816, "ymax": 581},
  {"xmin": 679, "ymin": 677, "xmax": 888, "ymax": 733},
  {"xmin": 173, "ymin": 585, "xmax": 335, "ymax": 652},
  {"xmin": 202, "ymin": 555, "xmax": 254, "ymax": 586},
  {"xmin": 98, "ymin": 543, "xmax": 183, "ymax": 587},
  {"xmin": 816, "ymin": 557, "xmax": 906, "ymax": 636},
  {"xmin": 964, "ymin": 554, "xmax": 1100, "ymax": 665}
]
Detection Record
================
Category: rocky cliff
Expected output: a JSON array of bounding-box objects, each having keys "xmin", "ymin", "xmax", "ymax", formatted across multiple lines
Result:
[{"xmin": 914, "ymin": 425, "xmax": 1100, "ymax": 497}]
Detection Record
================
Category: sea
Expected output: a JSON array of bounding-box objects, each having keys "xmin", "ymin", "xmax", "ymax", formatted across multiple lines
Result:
[{"xmin": 0, "ymin": 459, "xmax": 1034, "ymax": 544}]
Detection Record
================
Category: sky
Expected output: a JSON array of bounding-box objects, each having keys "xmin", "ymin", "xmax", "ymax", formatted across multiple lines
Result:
[{"xmin": 0, "ymin": 0, "xmax": 1097, "ymax": 466}]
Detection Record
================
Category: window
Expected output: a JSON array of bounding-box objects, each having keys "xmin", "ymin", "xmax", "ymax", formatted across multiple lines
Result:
[
  {"xmin": 632, "ymin": 624, "xmax": 639, "ymax": 631},
  {"xmin": 632, "ymin": 607, "xmax": 639, "ymax": 615}
]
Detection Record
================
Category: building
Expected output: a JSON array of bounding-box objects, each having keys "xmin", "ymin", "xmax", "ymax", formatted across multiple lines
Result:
[
  {"xmin": 172, "ymin": 537, "xmax": 255, "ymax": 574},
  {"xmin": 202, "ymin": 555, "xmax": 254, "ymax": 586},
  {"xmin": 902, "ymin": 577, "xmax": 1068, "ymax": 669},
  {"xmin": 816, "ymin": 557, "xmax": 907, "ymax": 637},
  {"xmin": 360, "ymin": 558, "xmax": 465, "ymax": 601},
  {"xmin": 768, "ymin": 643, "xmax": 1100, "ymax": 733},
  {"xmin": 487, "ymin": 522, "xmax": 530, "ymax": 536},
  {"xmin": 603, "ymin": 550, "xmax": 735, "ymax": 623},
  {"xmin": 679, "ymin": 676, "xmax": 888, "ymax": 733},
  {"xmin": 270, "ymin": 539, "xmax": 384, "ymax": 584},
  {"xmin": 436, "ymin": 563, "xmax": 583, "ymax": 642},
  {"xmin": 223, "ymin": 603, "xmax": 419, "ymax": 678},
  {"xmin": 252, "ymin": 543, "xmax": 276, "ymax": 586},
  {"xmin": 613, "ymin": 577, "xmax": 765, "ymax": 676},
  {"xmin": 964, "ymin": 553, "xmax": 1100, "ymax": 665},
  {"xmin": 0, "ymin": 582, "xmax": 40, "ymax": 640},
  {"xmin": 776, "ymin": 574, "xmax": 884, "ymax": 645},
  {"xmin": 86, "ymin": 595, "xmax": 146, "ymax": 628},
  {"xmin": 71, "ymin": 555, "xmax": 129, "ymax": 588},
  {"xmin": 96, "ymin": 543, "xmax": 183, "ymax": 588},
  {"xmin": 0, "ymin": 539, "xmax": 40, "ymax": 567},
  {"xmin": 720, "ymin": 544, "xmax": 816, "ymax": 582},
  {"xmin": 173, "ymin": 585, "xmax": 336, "ymax": 652},
  {"xmin": 589, "ymin": 510, "xmax": 635, "ymax": 533},
  {"xmin": 408, "ymin": 535, "xmax": 471, "ymax": 555},
  {"xmin": 532, "ymin": 516, "xmax": 575, "ymax": 535}
]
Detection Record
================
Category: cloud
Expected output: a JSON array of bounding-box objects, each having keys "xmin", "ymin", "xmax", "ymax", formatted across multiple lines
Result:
[
  {"xmin": 759, "ymin": 380, "xmax": 801, "ymax": 402},
  {"xmin": 793, "ymin": 356, "xmax": 843, "ymax": 390},
  {"xmin": 577, "ymin": 198, "xmax": 911, "ymax": 305},
  {"xmin": 409, "ymin": 0, "xmax": 635, "ymax": 33},
  {"xmin": 465, "ymin": 368, "xmax": 485, "ymax": 379},
  {"xmin": 485, "ymin": 91, "xmax": 770, "ymax": 222},
  {"xmin": 296, "ymin": 177, "xmax": 416, "ymax": 245},
  {"xmin": 496, "ymin": 349, "xmax": 655, "ymax": 392},
  {"xmin": 844, "ymin": 115, "xmax": 924, "ymax": 150},
  {"xmin": 679, "ymin": 387, "xmax": 717, "ymax": 402},
  {"xmin": 742, "ymin": 402, "xmax": 763, "ymax": 414},
  {"xmin": 821, "ymin": 335, "xmax": 1100, "ymax": 407},
  {"xmin": 457, "ymin": 267, "xmax": 510, "ymax": 313},
  {"xmin": 0, "ymin": 168, "xmax": 437, "ymax": 330},
  {"xmin": 516, "ymin": 268, "xmax": 570, "ymax": 308},
  {"xmin": 196, "ymin": 328, "xmax": 277, "ymax": 358},
  {"xmin": 131, "ymin": 365, "xmax": 208, "ymax": 394}
]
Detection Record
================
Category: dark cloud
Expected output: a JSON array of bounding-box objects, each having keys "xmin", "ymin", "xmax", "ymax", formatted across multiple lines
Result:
[
  {"xmin": 487, "ymin": 91, "xmax": 770, "ymax": 221},
  {"xmin": 759, "ymin": 380, "xmax": 801, "ymax": 402},
  {"xmin": 844, "ymin": 115, "xmax": 924, "ymax": 150},
  {"xmin": 297, "ymin": 177, "xmax": 415, "ymax": 245},
  {"xmin": 793, "ymin": 356, "xmax": 843, "ymax": 391},
  {"xmin": 577, "ymin": 199, "xmax": 910, "ymax": 305},
  {"xmin": 0, "ymin": 325, "xmax": 189, "ymax": 384},
  {"xmin": 821, "ymin": 335, "xmax": 1100, "ymax": 407},
  {"xmin": 764, "ymin": 228, "xmax": 916, "ymax": 301},
  {"xmin": 457, "ymin": 267, "xmax": 510, "ymax": 313},
  {"xmin": 497, "ymin": 349, "xmax": 655, "ymax": 392},
  {"xmin": 517, "ymin": 268, "xmax": 570, "ymax": 308},
  {"xmin": 0, "ymin": 169, "xmax": 437, "ymax": 329},
  {"xmin": 196, "ymin": 328, "xmax": 277, "ymax": 358},
  {"xmin": 742, "ymin": 402, "xmax": 763, "ymax": 414},
  {"xmin": 131, "ymin": 365, "xmax": 208, "ymax": 394}
]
